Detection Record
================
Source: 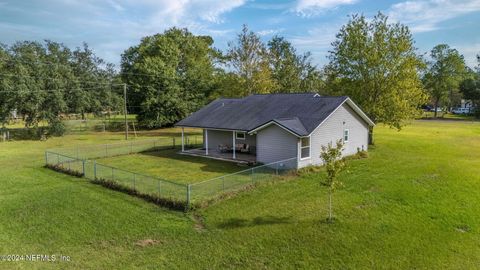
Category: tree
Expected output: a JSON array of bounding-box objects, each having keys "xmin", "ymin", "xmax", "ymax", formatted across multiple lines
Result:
[
  {"xmin": 267, "ymin": 36, "xmax": 323, "ymax": 93},
  {"xmin": 424, "ymin": 44, "xmax": 467, "ymax": 117},
  {"xmin": 227, "ymin": 25, "xmax": 275, "ymax": 96},
  {"xmin": 460, "ymin": 57, "xmax": 480, "ymax": 117},
  {"xmin": 121, "ymin": 28, "xmax": 217, "ymax": 128},
  {"xmin": 320, "ymin": 140, "xmax": 345, "ymax": 222},
  {"xmin": 325, "ymin": 13, "xmax": 427, "ymax": 135},
  {"xmin": 0, "ymin": 40, "xmax": 120, "ymax": 136},
  {"xmin": 0, "ymin": 44, "xmax": 15, "ymax": 126}
]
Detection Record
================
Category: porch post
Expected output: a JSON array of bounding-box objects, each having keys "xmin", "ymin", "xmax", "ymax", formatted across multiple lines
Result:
[
  {"xmin": 181, "ymin": 127, "xmax": 185, "ymax": 152},
  {"xmin": 232, "ymin": 131, "xmax": 236, "ymax": 159},
  {"xmin": 205, "ymin": 129, "xmax": 209, "ymax": 155}
]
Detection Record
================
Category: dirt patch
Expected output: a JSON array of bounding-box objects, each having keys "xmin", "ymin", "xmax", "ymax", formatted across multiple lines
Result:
[
  {"xmin": 192, "ymin": 213, "xmax": 206, "ymax": 232},
  {"xmin": 455, "ymin": 225, "xmax": 471, "ymax": 233},
  {"xmin": 135, "ymin": 239, "xmax": 163, "ymax": 247}
]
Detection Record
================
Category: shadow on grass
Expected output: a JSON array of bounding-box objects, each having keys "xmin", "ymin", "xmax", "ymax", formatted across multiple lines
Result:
[
  {"xmin": 140, "ymin": 148, "xmax": 246, "ymax": 175},
  {"xmin": 216, "ymin": 215, "xmax": 292, "ymax": 229}
]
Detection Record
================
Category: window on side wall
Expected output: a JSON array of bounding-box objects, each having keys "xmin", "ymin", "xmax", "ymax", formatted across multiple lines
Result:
[
  {"xmin": 344, "ymin": 129, "xmax": 349, "ymax": 142},
  {"xmin": 301, "ymin": 137, "xmax": 310, "ymax": 159}
]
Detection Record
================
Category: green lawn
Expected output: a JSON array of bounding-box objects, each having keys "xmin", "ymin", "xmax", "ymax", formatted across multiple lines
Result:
[
  {"xmin": 1, "ymin": 121, "xmax": 479, "ymax": 269},
  {"xmin": 94, "ymin": 149, "xmax": 246, "ymax": 184},
  {"xmin": 421, "ymin": 111, "xmax": 478, "ymax": 121}
]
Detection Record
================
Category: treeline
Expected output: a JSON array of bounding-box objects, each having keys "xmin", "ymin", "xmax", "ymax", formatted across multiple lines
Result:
[
  {"xmin": 1, "ymin": 12, "xmax": 479, "ymax": 136},
  {"xmin": 0, "ymin": 41, "xmax": 122, "ymax": 134},
  {"xmin": 121, "ymin": 26, "xmax": 323, "ymax": 128},
  {"xmin": 122, "ymin": 14, "xmax": 479, "ymax": 130}
]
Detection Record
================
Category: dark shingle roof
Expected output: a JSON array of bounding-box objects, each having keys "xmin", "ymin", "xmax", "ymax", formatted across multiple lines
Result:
[{"xmin": 176, "ymin": 93, "xmax": 349, "ymax": 136}]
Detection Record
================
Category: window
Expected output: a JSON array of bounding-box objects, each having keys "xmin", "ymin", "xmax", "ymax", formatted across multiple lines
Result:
[
  {"xmin": 344, "ymin": 129, "xmax": 349, "ymax": 142},
  {"xmin": 300, "ymin": 137, "xmax": 310, "ymax": 159},
  {"xmin": 236, "ymin": 132, "xmax": 245, "ymax": 140}
]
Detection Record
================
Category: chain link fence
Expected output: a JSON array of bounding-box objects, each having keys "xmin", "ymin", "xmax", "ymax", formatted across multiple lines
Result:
[{"xmin": 45, "ymin": 138, "xmax": 297, "ymax": 210}]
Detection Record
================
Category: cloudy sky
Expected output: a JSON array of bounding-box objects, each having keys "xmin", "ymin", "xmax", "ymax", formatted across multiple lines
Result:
[{"xmin": 0, "ymin": 0, "xmax": 479, "ymax": 68}]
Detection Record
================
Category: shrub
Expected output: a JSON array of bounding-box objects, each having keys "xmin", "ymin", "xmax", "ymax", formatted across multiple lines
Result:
[
  {"xmin": 91, "ymin": 178, "xmax": 190, "ymax": 211},
  {"xmin": 48, "ymin": 119, "xmax": 66, "ymax": 136},
  {"xmin": 45, "ymin": 163, "xmax": 84, "ymax": 177}
]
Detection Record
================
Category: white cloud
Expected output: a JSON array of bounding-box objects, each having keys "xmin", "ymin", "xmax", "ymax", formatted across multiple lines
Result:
[
  {"xmin": 257, "ymin": 28, "xmax": 285, "ymax": 36},
  {"xmin": 0, "ymin": 0, "xmax": 247, "ymax": 66},
  {"xmin": 453, "ymin": 43, "xmax": 480, "ymax": 68},
  {"xmin": 388, "ymin": 0, "xmax": 480, "ymax": 33},
  {"xmin": 288, "ymin": 22, "xmax": 344, "ymax": 66},
  {"xmin": 294, "ymin": 0, "xmax": 358, "ymax": 16}
]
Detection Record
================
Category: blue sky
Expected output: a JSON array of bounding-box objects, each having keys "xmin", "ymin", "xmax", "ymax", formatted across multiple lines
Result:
[{"xmin": 0, "ymin": 0, "xmax": 479, "ymax": 68}]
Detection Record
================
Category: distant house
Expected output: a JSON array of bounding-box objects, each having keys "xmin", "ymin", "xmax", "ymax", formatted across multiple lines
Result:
[{"xmin": 175, "ymin": 93, "xmax": 374, "ymax": 169}]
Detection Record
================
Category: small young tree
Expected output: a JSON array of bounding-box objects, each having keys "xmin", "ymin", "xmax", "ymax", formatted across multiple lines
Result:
[{"xmin": 320, "ymin": 140, "xmax": 345, "ymax": 222}]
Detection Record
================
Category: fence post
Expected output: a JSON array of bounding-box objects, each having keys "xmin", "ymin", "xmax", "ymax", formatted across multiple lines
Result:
[
  {"xmin": 94, "ymin": 161, "xmax": 97, "ymax": 179},
  {"xmin": 105, "ymin": 144, "xmax": 108, "ymax": 157},
  {"xmin": 153, "ymin": 141, "xmax": 156, "ymax": 150},
  {"xmin": 133, "ymin": 173, "xmax": 136, "ymax": 190},
  {"xmin": 45, "ymin": 152, "xmax": 48, "ymax": 165},
  {"xmin": 57, "ymin": 154, "xmax": 60, "ymax": 165},
  {"xmin": 173, "ymin": 137, "xmax": 176, "ymax": 149},
  {"xmin": 158, "ymin": 180, "xmax": 161, "ymax": 196},
  {"xmin": 186, "ymin": 184, "xmax": 191, "ymax": 209},
  {"xmin": 112, "ymin": 167, "xmax": 114, "ymax": 181},
  {"xmin": 82, "ymin": 160, "xmax": 85, "ymax": 176},
  {"xmin": 222, "ymin": 176, "xmax": 225, "ymax": 191},
  {"xmin": 276, "ymin": 163, "xmax": 279, "ymax": 176}
]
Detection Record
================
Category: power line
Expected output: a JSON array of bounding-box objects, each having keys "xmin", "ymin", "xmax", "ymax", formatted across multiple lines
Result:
[
  {"xmin": 0, "ymin": 84, "xmax": 125, "ymax": 93},
  {"xmin": 1, "ymin": 57, "xmax": 165, "ymax": 78},
  {"xmin": 0, "ymin": 72, "xmax": 118, "ymax": 85}
]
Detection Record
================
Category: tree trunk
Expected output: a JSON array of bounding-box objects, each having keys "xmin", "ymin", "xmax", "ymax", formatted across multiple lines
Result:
[
  {"xmin": 328, "ymin": 189, "xmax": 332, "ymax": 221},
  {"xmin": 368, "ymin": 126, "xmax": 374, "ymax": 145},
  {"xmin": 434, "ymin": 98, "xmax": 439, "ymax": 118}
]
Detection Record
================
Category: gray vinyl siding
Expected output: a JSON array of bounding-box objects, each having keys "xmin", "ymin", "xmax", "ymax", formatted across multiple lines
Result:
[
  {"xmin": 298, "ymin": 103, "xmax": 369, "ymax": 168},
  {"xmin": 256, "ymin": 125, "xmax": 298, "ymax": 164},
  {"xmin": 203, "ymin": 129, "xmax": 256, "ymax": 153}
]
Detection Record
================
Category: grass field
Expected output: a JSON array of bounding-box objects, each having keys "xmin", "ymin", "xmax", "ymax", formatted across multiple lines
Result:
[
  {"xmin": 421, "ymin": 111, "xmax": 478, "ymax": 121},
  {"xmin": 1, "ymin": 120, "xmax": 479, "ymax": 269},
  {"xmin": 95, "ymin": 149, "xmax": 246, "ymax": 184}
]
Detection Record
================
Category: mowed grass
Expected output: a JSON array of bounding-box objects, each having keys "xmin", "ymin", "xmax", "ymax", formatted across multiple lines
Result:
[
  {"xmin": 0, "ymin": 121, "xmax": 479, "ymax": 269},
  {"xmin": 95, "ymin": 149, "xmax": 247, "ymax": 184}
]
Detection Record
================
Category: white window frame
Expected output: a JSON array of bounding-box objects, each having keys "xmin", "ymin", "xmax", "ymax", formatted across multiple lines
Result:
[
  {"xmin": 344, "ymin": 129, "xmax": 349, "ymax": 143},
  {"xmin": 235, "ymin": 132, "xmax": 246, "ymax": 140},
  {"xmin": 300, "ymin": 137, "xmax": 311, "ymax": 160}
]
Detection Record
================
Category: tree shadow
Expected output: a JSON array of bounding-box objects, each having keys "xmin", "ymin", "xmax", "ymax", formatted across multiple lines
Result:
[{"xmin": 216, "ymin": 215, "xmax": 292, "ymax": 229}]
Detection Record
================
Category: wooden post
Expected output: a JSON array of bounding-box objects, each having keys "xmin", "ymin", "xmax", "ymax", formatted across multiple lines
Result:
[
  {"xmin": 232, "ymin": 131, "xmax": 236, "ymax": 159},
  {"xmin": 123, "ymin": 83, "xmax": 129, "ymax": 140},
  {"xmin": 181, "ymin": 127, "xmax": 185, "ymax": 152},
  {"xmin": 205, "ymin": 129, "xmax": 209, "ymax": 155}
]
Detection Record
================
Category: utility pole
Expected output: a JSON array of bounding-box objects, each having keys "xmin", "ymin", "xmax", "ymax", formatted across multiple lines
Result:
[{"xmin": 123, "ymin": 83, "xmax": 128, "ymax": 140}]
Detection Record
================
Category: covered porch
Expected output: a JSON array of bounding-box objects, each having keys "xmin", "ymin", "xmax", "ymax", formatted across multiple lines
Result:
[{"xmin": 180, "ymin": 127, "xmax": 257, "ymax": 164}]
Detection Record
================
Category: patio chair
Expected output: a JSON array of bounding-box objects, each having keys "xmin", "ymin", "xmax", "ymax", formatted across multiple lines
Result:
[
  {"xmin": 218, "ymin": 144, "xmax": 230, "ymax": 153},
  {"xmin": 240, "ymin": 144, "xmax": 250, "ymax": 153}
]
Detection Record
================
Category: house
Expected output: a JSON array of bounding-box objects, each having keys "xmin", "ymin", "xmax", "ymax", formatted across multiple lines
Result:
[{"xmin": 175, "ymin": 93, "xmax": 375, "ymax": 169}]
